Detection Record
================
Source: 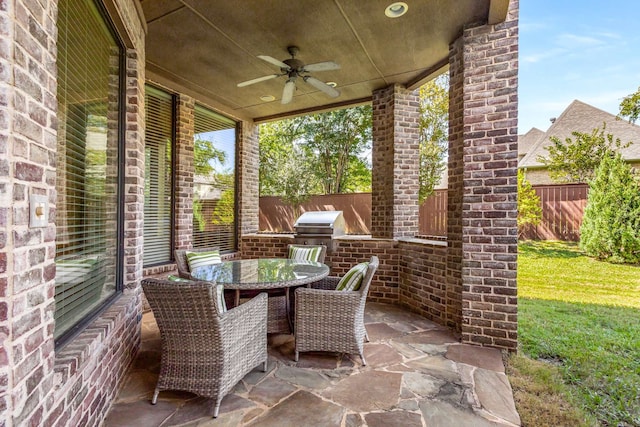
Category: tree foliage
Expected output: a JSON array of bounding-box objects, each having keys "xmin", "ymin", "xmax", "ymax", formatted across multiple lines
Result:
[
  {"xmin": 258, "ymin": 105, "xmax": 372, "ymax": 204},
  {"xmin": 619, "ymin": 86, "xmax": 640, "ymax": 124},
  {"xmin": 193, "ymin": 136, "xmax": 231, "ymax": 231},
  {"xmin": 418, "ymin": 74, "xmax": 449, "ymax": 202},
  {"xmin": 517, "ymin": 169, "xmax": 542, "ymax": 238},
  {"xmin": 299, "ymin": 106, "xmax": 372, "ymax": 194},
  {"xmin": 580, "ymin": 153, "xmax": 640, "ymax": 263},
  {"xmin": 539, "ymin": 125, "xmax": 631, "ymax": 183}
]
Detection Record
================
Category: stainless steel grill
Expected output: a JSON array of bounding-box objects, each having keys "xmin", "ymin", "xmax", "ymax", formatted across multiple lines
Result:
[{"xmin": 293, "ymin": 211, "xmax": 345, "ymax": 251}]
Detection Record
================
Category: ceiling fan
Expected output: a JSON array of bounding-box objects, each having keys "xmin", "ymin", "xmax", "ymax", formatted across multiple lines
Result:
[{"xmin": 237, "ymin": 46, "xmax": 341, "ymax": 104}]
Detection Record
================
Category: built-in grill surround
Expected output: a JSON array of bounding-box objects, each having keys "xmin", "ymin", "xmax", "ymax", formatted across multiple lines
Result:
[{"xmin": 293, "ymin": 211, "xmax": 345, "ymax": 251}]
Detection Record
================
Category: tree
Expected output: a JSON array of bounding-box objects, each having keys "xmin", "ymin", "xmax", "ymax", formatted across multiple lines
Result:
[
  {"xmin": 258, "ymin": 105, "xmax": 372, "ymax": 201},
  {"xmin": 580, "ymin": 153, "xmax": 640, "ymax": 263},
  {"xmin": 300, "ymin": 106, "xmax": 372, "ymax": 194},
  {"xmin": 619, "ymin": 86, "xmax": 640, "ymax": 124},
  {"xmin": 517, "ymin": 169, "xmax": 542, "ymax": 238},
  {"xmin": 258, "ymin": 118, "xmax": 304, "ymax": 196},
  {"xmin": 418, "ymin": 74, "xmax": 449, "ymax": 202},
  {"xmin": 539, "ymin": 124, "xmax": 631, "ymax": 183},
  {"xmin": 193, "ymin": 135, "xmax": 230, "ymax": 231}
]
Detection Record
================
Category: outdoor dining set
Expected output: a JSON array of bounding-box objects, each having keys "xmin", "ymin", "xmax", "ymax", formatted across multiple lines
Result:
[{"xmin": 141, "ymin": 244, "xmax": 379, "ymax": 418}]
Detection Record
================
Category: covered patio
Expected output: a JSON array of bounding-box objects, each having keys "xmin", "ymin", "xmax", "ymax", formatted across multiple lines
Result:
[
  {"xmin": 104, "ymin": 303, "xmax": 520, "ymax": 426},
  {"xmin": 1, "ymin": 0, "xmax": 519, "ymax": 425}
]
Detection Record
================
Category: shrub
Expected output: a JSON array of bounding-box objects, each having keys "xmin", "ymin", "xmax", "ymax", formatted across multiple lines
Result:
[
  {"xmin": 517, "ymin": 169, "xmax": 542, "ymax": 238},
  {"xmin": 580, "ymin": 154, "xmax": 640, "ymax": 263}
]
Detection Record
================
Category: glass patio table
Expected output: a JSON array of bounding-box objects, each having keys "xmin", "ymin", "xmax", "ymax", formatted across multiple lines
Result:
[{"xmin": 190, "ymin": 258, "xmax": 330, "ymax": 328}]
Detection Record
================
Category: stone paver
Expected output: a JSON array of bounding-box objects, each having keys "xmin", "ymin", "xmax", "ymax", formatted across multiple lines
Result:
[
  {"xmin": 474, "ymin": 368, "xmax": 521, "ymax": 426},
  {"xmin": 365, "ymin": 410, "xmax": 423, "ymax": 427},
  {"xmin": 446, "ymin": 343, "xmax": 506, "ymax": 372},
  {"xmin": 248, "ymin": 390, "xmax": 344, "ymax": 426},
  {"xmin": 103, "ymin": 303, "xmax": 520, "ymax": 426},
  {"xmin": 323, "ymin": 370, "xmax": 402, "ymax": 412}
]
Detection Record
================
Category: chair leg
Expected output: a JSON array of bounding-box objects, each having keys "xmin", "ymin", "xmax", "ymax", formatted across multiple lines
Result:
[
  {"xmin": 294, "ymin": 351, "xmax": 299, "ymax": 362},
  {"xmin": 213, "ymin": 399, "xmax": 222, "ymax": 418},
  {"xmin": 262, "ymin": 360, "xmax": 268, "ymax": 372},
  {"xmin": 360, "ymin": 353, "xmax": 367, "ymax": 366},
  {"xmin": 365, "ymin": 330, "xmax": 370, "ymax": 342},
  {"xmin": 151, "ymin": 389, "xmax": 159, "ymax": 405}
]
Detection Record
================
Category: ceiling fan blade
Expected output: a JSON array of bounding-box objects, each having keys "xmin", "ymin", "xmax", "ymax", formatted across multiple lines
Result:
[
  {"xmin": 303, "ymin": 61, "xmax": 340, "ymax": 72},
  {"xmin": 258, "ymin": 55, "xmax": 290, "ymax": 69},
  {"xmin": 281, "ymin": 79, "xmax": 296, "ymax": 104},
  {"xmin": 303, "ymin": 76, "xmax": 340, "ymax": 98},
  {"xmin": 237, "ymin": 74, "xmax": 280, "ymax": 87}
]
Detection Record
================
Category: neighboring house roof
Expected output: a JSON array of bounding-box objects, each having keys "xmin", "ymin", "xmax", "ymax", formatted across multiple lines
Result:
[
  {"xmin": 519, "ymin": 99, "xmax": 640, "ymax": 169},
  {"xmin": 518, "ymin": 127, "xmax": 545, "ymax": 160}
]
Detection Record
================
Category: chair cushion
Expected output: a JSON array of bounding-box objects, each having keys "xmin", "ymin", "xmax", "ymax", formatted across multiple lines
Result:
[
  {"xmin": 167, "ymin": 274, "xmax": 191, "ymax": 282},
  {"xmin": 288, "ymin": 246, "xmax": 323, "ymax": 262},
  {"xmin": 186, "ymin": 249, "xmax": 222, "ymax": 270},
  {"xmin": 336, "ymin": 262, "xmax": 369, "ymax": 291}
]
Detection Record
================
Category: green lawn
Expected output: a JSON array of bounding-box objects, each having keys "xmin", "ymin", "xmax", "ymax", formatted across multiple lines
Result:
[{"xmin": 517, "ymin": 241, "xmax": 640, "ymax": 426}]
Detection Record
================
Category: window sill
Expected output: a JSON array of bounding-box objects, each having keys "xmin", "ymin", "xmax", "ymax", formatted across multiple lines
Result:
[{"xmin": 53, "ymin": 293, "xmax": 138, "ymax": 388}]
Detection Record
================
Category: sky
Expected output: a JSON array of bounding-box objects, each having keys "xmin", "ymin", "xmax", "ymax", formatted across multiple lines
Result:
[{"xmin": 519, "ymin": 1, "xmax": 640, "ymax": 133}]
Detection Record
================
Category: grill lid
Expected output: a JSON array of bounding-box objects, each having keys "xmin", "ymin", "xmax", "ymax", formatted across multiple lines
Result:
[{"xmin": 294, "ymin": 211, "xmax": 345, "ymax": 236}]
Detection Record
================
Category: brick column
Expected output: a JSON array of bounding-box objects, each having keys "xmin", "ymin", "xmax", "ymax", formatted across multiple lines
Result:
[
  {"xmin": 237, "ymin": 121, "xmax": 260, "ymax": 244},
  {"xmin": 371, "ymin": 84, "xmax": 421, "ymax": 239},
  {"xmin": 123, "ymin": 48, "xmax": 146, "ymax": 291},
  {"xmin": 448, "ymin": 0, "xmax": 519, "ymax": 351},
  {"xmin": 174, "ymin": 95, "xmax": 195, "ymax": 250}
]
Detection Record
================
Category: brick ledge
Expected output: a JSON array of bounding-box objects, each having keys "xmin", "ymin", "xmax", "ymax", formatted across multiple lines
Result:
[{"xmin": 53, "ymin": 293, "xmax": 139, "ymax": 387}]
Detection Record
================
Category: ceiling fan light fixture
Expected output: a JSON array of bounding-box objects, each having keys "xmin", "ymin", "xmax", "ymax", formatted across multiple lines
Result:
[
  {"xmin": 385, "ymin": 2, "xmax": 408, "ymax": 18},
  {"xmin": 326, "ymin": 81, "xmax": 338, "ymax": 88},
  {"xmin": 260, "ymin": 95, "xmax": 275, "ymax": 102}
]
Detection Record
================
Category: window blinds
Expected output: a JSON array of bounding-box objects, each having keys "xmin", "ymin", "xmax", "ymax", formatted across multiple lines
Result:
[
  {"xmin": 144, "ymin": 86, "xmax": 174, "ymax": 266},
  {"xmin": 55, "ymin": 0, "xmax": 122, "ymax": 342}
]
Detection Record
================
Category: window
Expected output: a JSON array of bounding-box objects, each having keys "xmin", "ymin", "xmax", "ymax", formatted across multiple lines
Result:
[
  {"xmin": 144, "ymin": 86, "xmax": 175, "ymax": 266},
  {"xmin": 193, "ymin": 105, "xmax": 237, "ymax": 252},
  {"xmin": 55, "ymin": 0, "xmax": 124, "ymax": 344}
]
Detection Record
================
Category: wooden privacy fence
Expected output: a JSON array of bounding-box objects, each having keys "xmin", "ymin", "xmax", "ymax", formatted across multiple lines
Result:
[
  {"xmin": 521, "ymin": 184, "xmax": 588, "ymax": 241},
  {"xmin": 418, "ymin": 190, "xmax": 447, "ymax": 237},
  {"xmin": 259, "ymin": 184, "xmax": 588, "ymax": 241},
  {"xmin": 259, "ymin": 193, "xmax": 372, "ymax": 234}
]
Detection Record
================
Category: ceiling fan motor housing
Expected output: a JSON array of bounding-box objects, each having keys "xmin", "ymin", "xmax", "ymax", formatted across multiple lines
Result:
[{"xmin": 283, "ymin": 58, "xmax": 305, "ymax": 74}]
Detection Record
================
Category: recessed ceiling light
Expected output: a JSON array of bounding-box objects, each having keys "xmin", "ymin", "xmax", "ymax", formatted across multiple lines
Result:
[
  {"xmin": 260, "ymin": 95, "xmax": 275, "ymax": 102},
  {"xmin": 326, "ymin": 82, "xmax": 338, "ymax": 88},
  {"xmin": 385, "ymin": 2, "xmax": 408, "ymax": 18}
]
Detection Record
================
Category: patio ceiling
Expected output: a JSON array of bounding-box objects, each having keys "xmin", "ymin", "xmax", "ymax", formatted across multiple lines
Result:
[{"xmin": 141, "ymin": 0, "xmax": 509, "ymax": 122}]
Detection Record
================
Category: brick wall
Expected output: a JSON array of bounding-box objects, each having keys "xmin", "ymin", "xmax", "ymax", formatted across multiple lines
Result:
[
  {"xmin": 371, "ymin": 84, "xmax": 421, "ymax": 239},
  {"xmin": 398, "ymin": 240, "xmax": 451, "ymax": 328},
  {"xmin": 240, "ymin": 234, "xmax": 400, "ymax": 304},
  {"xmin": 0, "ymin": 0, "xmax": 147, "ymax": 425},
  {"xmin": 0, "ymin": 0, "xmax": 60, "ymax": 423}
]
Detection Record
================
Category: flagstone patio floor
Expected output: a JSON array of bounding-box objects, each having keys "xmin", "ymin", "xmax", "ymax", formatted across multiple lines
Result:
[{"xmin": 103, "ymin": 302, "xmax": 520, "ymax": 427}]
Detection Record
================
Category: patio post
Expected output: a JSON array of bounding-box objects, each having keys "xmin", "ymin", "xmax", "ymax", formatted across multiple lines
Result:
[
  {"xmin": 237, "ymin": 121, "xmax": 260, "ymax": 245},
  {"xmin": 448, "ymin": 0, "xmax": 519, "ymax": 351},
  {"xmin": 174, "ymin": 95, "xmax": 196, "ymax": 250},
  {"xmin": 370, "ymin": 84, "xmax": 421, "ymax": 239}
]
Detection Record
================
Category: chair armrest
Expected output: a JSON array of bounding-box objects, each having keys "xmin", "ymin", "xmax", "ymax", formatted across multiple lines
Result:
[{"xmin": 220, "ymin": 292, "xmax": 268, "ymax": 344}]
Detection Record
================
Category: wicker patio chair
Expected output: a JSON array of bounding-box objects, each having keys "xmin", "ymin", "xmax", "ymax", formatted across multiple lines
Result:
[
  {"xmin": 294, "ymin": 256, "xmax": 379, "ymax": 365},
  {"xmin": 141, "ymin": 278, "xmax": 268, "ymax": 418},
  {"xmin": 260, "ymin": 244, "xmax": 329, "ymax": 334},
  {"xmin": 174, "ymin": 246, "xmax": 220, "ymax": 279}
]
